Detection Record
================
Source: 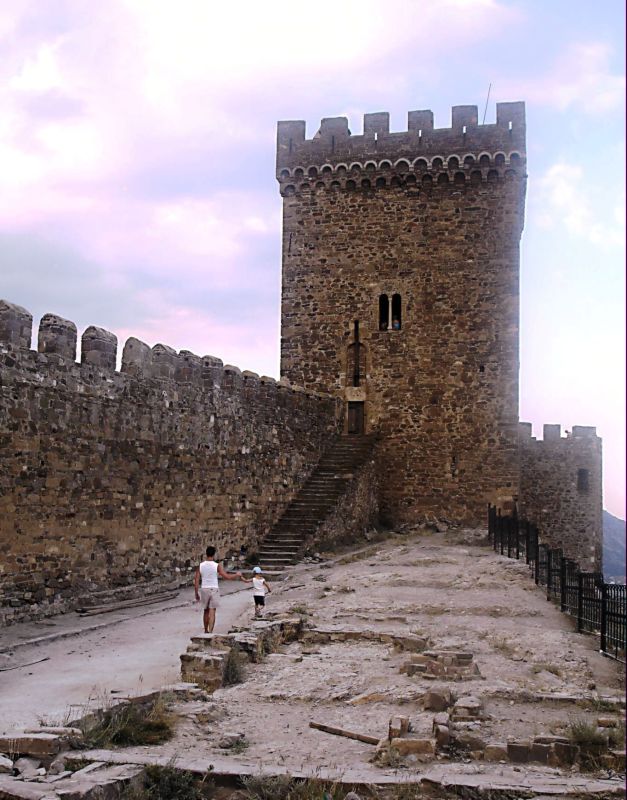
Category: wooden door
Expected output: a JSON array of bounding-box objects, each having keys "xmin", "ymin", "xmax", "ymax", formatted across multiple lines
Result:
[{"xmin": 347, "ymin": 402, "xmax": 365, "ymax": 435}]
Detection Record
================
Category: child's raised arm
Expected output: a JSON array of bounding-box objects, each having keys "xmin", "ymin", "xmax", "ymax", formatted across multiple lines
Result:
[{"xmin": 263, "ymin": 580, "xmax": 272, "ymax": 593}]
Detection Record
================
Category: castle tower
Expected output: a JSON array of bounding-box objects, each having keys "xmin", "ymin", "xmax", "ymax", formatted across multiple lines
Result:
[{"xmin": 277, "ymin": 103, "xmax": 526, "ymax": 526}]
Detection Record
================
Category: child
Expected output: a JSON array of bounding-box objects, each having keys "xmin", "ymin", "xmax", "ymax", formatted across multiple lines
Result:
[{"xmin": 241, "ymin": 566, "xmax": 272, "ymax": 617}]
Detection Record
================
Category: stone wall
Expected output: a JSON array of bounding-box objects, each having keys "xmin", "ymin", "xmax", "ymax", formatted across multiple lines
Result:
[
  {"xmin": 278, "ymin": 104, "xmax": 526, "ymax": 526},
  {"xmin": 0, "ymin": 299, "xmax": 342, "ymax": 624},
  {"xmin": 518, "ymin": 423, "xmax": 603, "ymax": 571},
  {"xmin": 308, "ymin": 457, "xmax": 379, "ymax": 553}
]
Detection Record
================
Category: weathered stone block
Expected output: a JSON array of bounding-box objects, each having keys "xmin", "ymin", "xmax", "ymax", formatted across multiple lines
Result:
[
  {"xmin": 38, "ymin": 314, "xmax": 77, "ymax": 360},
  {"xmin": 434, "ymin": 725, "xmax": 450, "ymax": 748},
  {"xmin": 390, "ymin": 737, "xmax": 435, "ymax": 756},
  {"xmin": 507, "ymin": 740, "xmax": 530, "ymax": 763},
  {"xmin": 423, "ymin": 687, "xmax": 453, "ymax": 711},
  {"xmin": 0, "ymin": 299, "xmax": 32, "ymax": 349},
  {"xmin": 530, "ymin": 742, "xmax": 550, "ymax": 763},
  {"xmin": 484, "ymin": 743, "xmax": 508, "ymax": 762},
  {"xmin": 0, "ymin": 733, "xmax": 60, "ymax": 758},
  {"xmin": 552, "ymin": 741, "xmax": 579, "ymax": 766},
  {"xmin": 388, "ymin": 716, "xmax": 410, "ymax": 740}
]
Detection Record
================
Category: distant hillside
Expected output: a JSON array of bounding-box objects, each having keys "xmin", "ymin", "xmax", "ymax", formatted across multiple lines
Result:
[{"xmin": 603, "ymin": 510, "xmax": 626, "ymax": 581}]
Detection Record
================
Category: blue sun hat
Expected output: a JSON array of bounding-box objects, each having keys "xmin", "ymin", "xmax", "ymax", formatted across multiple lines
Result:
[{"xmin": 252, "ymin": 566, "xmax": 262, "ymax": 574}]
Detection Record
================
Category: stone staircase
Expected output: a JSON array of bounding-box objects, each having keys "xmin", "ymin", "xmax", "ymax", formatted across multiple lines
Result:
[{"xmin": 256, "ymin": 434, "xmax": 376, "ymax": 574}]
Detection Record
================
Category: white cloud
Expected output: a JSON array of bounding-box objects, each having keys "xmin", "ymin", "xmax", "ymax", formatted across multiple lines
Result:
[
  {"xmin": 533, "ymin": 161, "xmax": 625, "ymax": 250},
  {"xmin": 505, "ymin": 42, "xmax": 625, "ymax": 114}
]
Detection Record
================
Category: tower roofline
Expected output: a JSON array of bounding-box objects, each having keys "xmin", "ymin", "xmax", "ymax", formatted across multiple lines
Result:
[{"xmin": 277, "ymin": 102, "xmax": 525, "ymax": 175}]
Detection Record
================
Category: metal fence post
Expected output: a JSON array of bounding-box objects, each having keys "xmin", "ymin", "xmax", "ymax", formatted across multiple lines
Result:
[
  {"xmin": 534, "ymin": 542, "xmax": 540, "ymax": 585},
  {"xmin": 600, "ymin": 582, "xmax": 607, "ymax": 654},
  {"xmin": 525, "ymin": 521, "xmax": 530, "ymax": 565},
  {"xmin": 577, "ymin": 571, "xmax": 583, "ymax": 632},
  {"xmin": 560, "ymin": 557, "xmax": 567, "ymax": 612},
  {"xmin": 514, "ymin": 507, "xmax": 520, "ymax": 560},
  {"xmin": 498, "ymin": 510, "xmax": 504, "ymax": 555}
]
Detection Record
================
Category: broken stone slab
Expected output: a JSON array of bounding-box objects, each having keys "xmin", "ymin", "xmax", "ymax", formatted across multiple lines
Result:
[
  {"xmin": 13, "ymin": 758, "xmax": 42, "ymax": 780},
  {"xmin": 423, "ymin": 687, "xmax": 453, "ymax": 711},
  {"xmin": 432, "ymin": 712, "xmax": 450, "ymax": 729},
  {"xmin": 388, "ymin": 716, "xmax": 410, "ymax": 740},
  {"xmin": 0, "ymin": 735, "xmax": 60, "ymax": 760},
  {"xmin": 49, "ymin": 763, "xmax": 144, "ymax": 799},
  {"xmin": 434, "ymin": 725, "xmax": 450, "ymax": 748},
  {"xmin": 598, "ymin": 716, "xmax": 620, "ymax": 728},
  {"xmin": 551, "ymin": 741, "xmax": 579, "ymax": 767},
  {"xmin": 389, "ymin": 737, "xmax": 435, "ymax": 756},
  {"xmin": 346, "ymin": 691, "xmax": 387, "ymax": 706},
  {"xmin": 23, "ymin": 730, "xmax": 80, "ymax": 740},
  {"xmin": 0, "ymin": 757, "xmax": 12, "ymax": 774},
  {"xmin": 66, "ymin": 763, "xmax": 105, "ymax": 778},
  {"xmin": 420, "ymin": 765, "xmax": 626, "ymax": 797},
  {"xmin": 533, "ymin": 734, "xmax": 570, "ymax": 745},
  {"xmin": 506, "ymin": 740, "xmax": 530, "ymax": 763},
  {"xmin": 218, "ymin": 733, "xmax": 246, "ymax": 749},
  {"xmin": 0, "ymin": 774, "xmax": 58, "ymax": 800},
  {"xmin": 483, "ymin": 743, "xmax": 508, "ymax": 762},
  {"xmin": 45, "ymin": 772, "xmax": 73, "ymax": 784},
  {"xmin": 530, "ymin": 741, "xmax": 551, "ymax": 764},
  {"xmin": 303, "ymin": 627, "xmax": 427, "ymax": 652},
  {"xmin": 454, "ymin": 731, "xmax": 486, "ymax": 752},
  {"xmin": 180, "ymin": 651, "xmax": 226, "ymax": 691},
  {"xmin": 451, "ymin": 695, "xmax": 483, "ymax": 720}
]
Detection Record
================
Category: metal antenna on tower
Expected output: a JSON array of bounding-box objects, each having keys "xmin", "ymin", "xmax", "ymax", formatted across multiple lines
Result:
[{"xmin": 482, "ymin": 83, "xmax": 492, "ymax": 124}]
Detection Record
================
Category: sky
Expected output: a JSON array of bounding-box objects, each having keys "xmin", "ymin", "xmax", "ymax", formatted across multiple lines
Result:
[{"xmin": 0, "ymin": 0, "xmax": 624, "ymax": 517}]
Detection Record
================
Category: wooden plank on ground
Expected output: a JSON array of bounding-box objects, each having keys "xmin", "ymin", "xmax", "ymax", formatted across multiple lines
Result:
[{"xmin": 309, "ymin": 720, "xmax": 380, "ymax": 745}]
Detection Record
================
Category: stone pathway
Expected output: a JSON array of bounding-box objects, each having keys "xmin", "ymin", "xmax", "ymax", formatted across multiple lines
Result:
[{"xmin": 0, "ymin": 584, "xmax": 251, "ymax": 731}]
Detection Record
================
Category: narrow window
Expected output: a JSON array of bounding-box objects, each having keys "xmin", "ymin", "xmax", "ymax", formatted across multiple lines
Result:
[
  {"xmin": 577, "ymin": 469, "xmax": 589, "ymax": 492},
  {"xmin": 391, "ymin": 293, "xmax": 402, "ymax": 330},
  {"xmin": 379, "ymin": 294, "xmax": 389, "ymax": 330}
]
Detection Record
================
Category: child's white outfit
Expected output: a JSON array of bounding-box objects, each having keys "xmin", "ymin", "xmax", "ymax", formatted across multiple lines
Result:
[{"xmin": 252, "ymin": 577, "xmax": 266, "ymax": 612}]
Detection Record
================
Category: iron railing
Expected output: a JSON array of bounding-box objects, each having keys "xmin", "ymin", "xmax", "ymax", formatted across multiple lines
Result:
[{"xmin": 488, "ymin": 504, "xmax": 626, "ymax": 663}]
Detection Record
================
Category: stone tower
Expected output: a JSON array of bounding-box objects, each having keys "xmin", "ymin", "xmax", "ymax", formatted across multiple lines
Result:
[{"xmin": 277, "ymin": 103, "xmax": 526, "ymax": 526}]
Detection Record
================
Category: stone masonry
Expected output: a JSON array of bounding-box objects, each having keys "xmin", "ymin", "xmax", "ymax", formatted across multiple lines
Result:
[
  {"xmin": 519, "ymin": 423, "xmax": 603, "ymax": 570},
  {"xmin": 277, "ymin": 104, "xmax": 526, "ymax": 527},
  {"xmin": 0, "ymin": 300, "xmax": 341, "ymax": 623}
]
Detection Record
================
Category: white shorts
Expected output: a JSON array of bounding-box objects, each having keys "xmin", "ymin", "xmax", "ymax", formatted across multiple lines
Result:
[{"xmin": 200, "ymin": 588, "xmax": 220, "ymax": 609}]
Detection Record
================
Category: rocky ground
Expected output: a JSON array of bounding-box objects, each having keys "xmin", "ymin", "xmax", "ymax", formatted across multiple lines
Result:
[
  {"xmin": 163, "ymin": 528, "xmax": 625, "ymax": 775},
  {"xmin": 0, "ymin": 526, "xmax": 625, "ymax": 797}
]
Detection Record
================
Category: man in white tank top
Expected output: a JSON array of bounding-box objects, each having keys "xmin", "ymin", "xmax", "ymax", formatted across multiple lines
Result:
[{"xmin": 194, "ymin": 545, "xmax": 242, "ymax": 633}]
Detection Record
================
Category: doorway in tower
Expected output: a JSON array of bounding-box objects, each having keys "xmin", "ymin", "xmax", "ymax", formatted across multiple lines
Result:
[{"xmin": 347, "ymin": 401, "xmax": 365, "ymax": 435}]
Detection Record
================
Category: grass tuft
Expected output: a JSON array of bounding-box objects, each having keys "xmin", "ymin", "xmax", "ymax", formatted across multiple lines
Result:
[
  {"xmin": 241, "ymin": 775, "xmax": 346, "ymax": 800},
  {"xmin": 122, "ymin": 763, "xmax": 213, "ymax": 799},
  {"xmin": 77, "ymin": 694, "xmax": 174, "ymax": 749},
  {"xmin": 569, "ymin": 718, "xmax": 608, "ymax": 771}
]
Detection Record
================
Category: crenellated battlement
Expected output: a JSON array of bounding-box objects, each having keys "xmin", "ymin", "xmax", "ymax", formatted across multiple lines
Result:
[
  {"xmin": 0, "ymin": 298, "xmax": 327, "ymax": 401},
  {"xmin": 518, "ymin": 422, "xmax": 600, "ymax": 444},
  {"xmin": 276, "ymin": 102, "xmax": 526, "ymax": 193}
]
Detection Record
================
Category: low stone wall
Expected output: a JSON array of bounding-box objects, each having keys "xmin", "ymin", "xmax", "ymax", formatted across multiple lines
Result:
[
  {"xmin": 0, "ymin": 299, "xmax": 342, "ymax": 624},
  {"xmin": 306, "ymin": 457, "xmax": 379, "ymax": 553}
]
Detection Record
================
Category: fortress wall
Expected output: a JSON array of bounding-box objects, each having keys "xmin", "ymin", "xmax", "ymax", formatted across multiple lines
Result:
[
  {"xmin": 0, "ymin": 300, "xmax": 341, "ymax": 624},
  {"xmin": 518, "ymin": 423, "xmax": 603, "ymax": 571}
]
